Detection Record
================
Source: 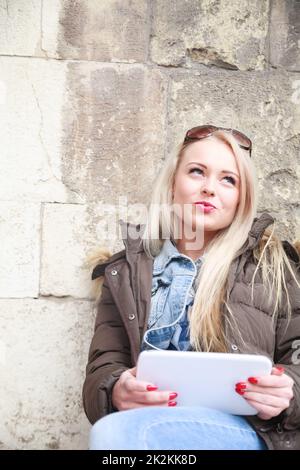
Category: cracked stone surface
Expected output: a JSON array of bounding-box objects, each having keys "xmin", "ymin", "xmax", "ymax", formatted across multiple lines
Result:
[
  {"xmin": 270, "ymin": 0, "xmax": 300, "ymax": 71},
  {"xmin": 60, "ymin": 62, "xmax": 167, "ymax": 205},
  {"xmin": 150, "ymin": 0, "xmax": 270, "ymax": 71},
  {"xmin": 42, "ymin": 0, "xmax": 149, "ymax": 61},
  {"xmin": 0, "ymin": 298, "xmax": 94, "ymax": 449},
  {"xmin": 0, "ymin": 57, "xmax": 83, "ymax": 203}
]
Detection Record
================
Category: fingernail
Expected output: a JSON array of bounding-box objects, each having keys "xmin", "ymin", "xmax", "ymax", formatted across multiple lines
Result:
[
  {"xmin": 169, "ymin": 392, "xmax": 178, "ymax": 400},
  {"xmin": 248, "ymin": 377, "xmax": 258, "ymax": 384},
  {"xmin": 235, "ymin": 388, "xmax": 245, "ymax": 395},
  {"xmin": 276, "ymin": 366, "xmax": 285, "ymax": 373},
  {"xmin": 146, "ymin": 385, "xmax": 158, "ymax": 391},
  {"xmin": 168, "ymin": 401, "xmax": 177, "ymax": 407},
  {"xmin": 235, "ymin": 382, "xmax": 247, "ymax": 389}
]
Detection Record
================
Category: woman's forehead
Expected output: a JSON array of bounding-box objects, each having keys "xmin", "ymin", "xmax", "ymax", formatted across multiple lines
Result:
[{"xmin": 181, "ymin": 139, "xmax": 238, "ymax": 169}]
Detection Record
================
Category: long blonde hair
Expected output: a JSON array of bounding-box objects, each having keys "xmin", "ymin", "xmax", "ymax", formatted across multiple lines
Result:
[{"xmin": 142, "ymin": 130, "xmax": 299, "ymax": 352}]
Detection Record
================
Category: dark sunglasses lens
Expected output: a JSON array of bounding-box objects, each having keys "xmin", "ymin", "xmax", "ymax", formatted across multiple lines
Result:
[
  {"xmin": 232, "ymin": 130, "xmax": 251, "ymax": 149},
  {"xmin": 184, "ymin": 125, "xmax": 252, "ymax": 152},
  {"xmin": 185, "ymin": 125, "xmax": 216, "ymax": 140}
]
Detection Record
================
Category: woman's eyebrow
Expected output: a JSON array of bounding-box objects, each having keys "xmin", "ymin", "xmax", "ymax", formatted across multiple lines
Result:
[{"xmin": 186, "ymin": 162, "xmax": 240, "ymax": 179}]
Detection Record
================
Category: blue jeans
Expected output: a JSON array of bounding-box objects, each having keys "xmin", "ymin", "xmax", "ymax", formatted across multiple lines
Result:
[{"xmin": 89, "ymin": 406, "xmax": 268, "ymax": 450}]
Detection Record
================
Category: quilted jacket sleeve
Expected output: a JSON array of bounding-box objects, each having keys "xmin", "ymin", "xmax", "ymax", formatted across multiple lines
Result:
[
  {"xmin": 274, "ymin": 260, "xmax": 300, "ymax": 430},
  {"xmin": 82, "ymin": 275, "xmax": 132, "ymax": 424}
]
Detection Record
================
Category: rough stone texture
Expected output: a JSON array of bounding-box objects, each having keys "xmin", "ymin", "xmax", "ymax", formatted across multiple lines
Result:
[
  {"xmin": 41, "ymin": 203, "xmax": 94, "ymax": 299},
  {"xmin": 0, "ymin": 202, "xmax": 40, "ymax": 298},
  {"xmin": 0, "ymin": 0, "xmax": 42, "ymax": 57},
  {"xmin": 150, "ymin": 0, "xmax": 270, "ymax": 71},
  {"xmin": 60, "ymin": 62, "xmax": 167, "ymax": 205},
  {"xmin": 167, "ymin": 68, "xmax": 300, "ymax": 240},
  {"xmin": 42, "ymin": 0, "xmax": 149, "ymax": 62},
  {"xmin": 0, "ymin": 298, "xmax": 94, "ymax": 449},
  {"xmin": 270, "ymin": 0, "xmax": 300, "ymax": 71},
  {"xmin": 41, "ymin": 202, "xmax": 133, "ymax": 299},
  {"xmin": 0, "ymin": 57, "xmax": 82, "ymax": 203}
]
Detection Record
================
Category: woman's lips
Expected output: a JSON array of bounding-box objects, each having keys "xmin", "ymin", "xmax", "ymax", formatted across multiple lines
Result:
[{"xmin": 194, "ymin": 202, "xmax": 216, "ymax": 214}]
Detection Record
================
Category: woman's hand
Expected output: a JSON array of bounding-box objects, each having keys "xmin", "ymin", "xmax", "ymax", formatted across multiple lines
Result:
[
  {"xmin": 235, "ymin": 366, "xmax": 294, "ymax": 420},
  {"xmin": 112, "ymin": 367, "xmax": 178, "ymax": 411}
]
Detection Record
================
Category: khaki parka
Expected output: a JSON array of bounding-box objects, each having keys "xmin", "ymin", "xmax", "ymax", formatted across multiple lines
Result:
[{"xmin": 83, "ymin": 212, "xmax": 300, "ymax": 450}]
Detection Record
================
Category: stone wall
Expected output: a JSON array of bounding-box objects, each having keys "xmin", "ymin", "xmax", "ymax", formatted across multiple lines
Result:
[{"xmin": 0, "ymin": 0, "xmax": 299, "ymax": 450}]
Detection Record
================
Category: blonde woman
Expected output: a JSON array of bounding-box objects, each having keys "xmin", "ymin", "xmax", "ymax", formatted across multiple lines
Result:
[{"xmin": 83, "ymin": 125, "xmax": 300, "ymax": 450}]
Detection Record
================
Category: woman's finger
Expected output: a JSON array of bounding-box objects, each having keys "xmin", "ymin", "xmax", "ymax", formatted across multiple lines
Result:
[
  {"xmin": 236, "ymin": 384, "xmax": 294, "ymax": 400},
  {"xmin": 241, "ymin": 390, "xmax": 290, "ymax": 410},
  {"xmin": 245, "ymin": 399, "xmax": 283, "ymax": 420},
  {"xmin": 245, "ymin": 372, "xmax": 293, "ymax": 388},
  {"xmin": 123, "ymin": 372, "xmax": 158, "ymax": 393},
  {"xmin": 134, "ymin": 389, "xmax": 175, "ymax": 406}
]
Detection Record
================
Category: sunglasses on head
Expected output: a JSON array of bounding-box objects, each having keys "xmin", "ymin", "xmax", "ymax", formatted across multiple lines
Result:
[{"xmin": 184, "ymin": 125, "xmax": 252, "ymax": 157}]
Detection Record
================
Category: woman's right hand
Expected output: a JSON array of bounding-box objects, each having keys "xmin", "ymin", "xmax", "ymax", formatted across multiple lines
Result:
[{"xmin": 112, "ymin": 367, "xmax": 178, "ymax": 410}]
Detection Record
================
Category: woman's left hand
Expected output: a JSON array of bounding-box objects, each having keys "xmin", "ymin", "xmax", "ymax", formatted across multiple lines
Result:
[{"xmin": 235, "ymin": 366, "xmax": 294, "ymax": 420}]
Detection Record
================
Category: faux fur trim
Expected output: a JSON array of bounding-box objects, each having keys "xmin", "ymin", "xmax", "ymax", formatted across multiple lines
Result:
[{"xmin": 84, "ymin": 247, "xmax": 113, "ymax": 302}]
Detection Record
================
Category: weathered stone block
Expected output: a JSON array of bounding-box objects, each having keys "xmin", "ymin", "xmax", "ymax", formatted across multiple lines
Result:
[
  {"xmin": 41, "ymin": 201, "xmax": 130, "ymax": 299},
  {"xmin": 42, "ymin": 0, "xmax": 149, "ymax": 62},
  {"xmin": 0, "ymin": 0, "xmax": 42, "ymax": 56},
  {"xmin": 0, "ymin": 202, "xmax": 40, "ymax": 298},
  {"xmin": 270, "ymin": 0, "xmax": 300, "ymax": 71},
  {"xmin": 0, "ymin": 298, "xmax": 94, "ymax": 449},
  {"xmin": 150, "ymin": 0, "xmax": 270, "ymax": 71},
  {"xmin": 41, "ymin": 203, "xmax": 92, "ymax": 299},
  {"xmin": 60, "ymin": 62, "xmax": 167, "ymax": 204},
  {"xmin": 0, "ymin": 57, "xmax": 82, "ymax": 203}
]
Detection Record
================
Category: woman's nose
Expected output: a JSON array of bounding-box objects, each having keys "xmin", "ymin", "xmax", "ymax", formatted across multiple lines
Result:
[{"xmin": 201, "ymin": 181, "xmax": 215, "ymax": 196}]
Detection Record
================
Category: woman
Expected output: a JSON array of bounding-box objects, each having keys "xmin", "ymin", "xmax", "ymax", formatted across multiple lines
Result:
[{"xmin": 83, "ymin": 125, "xmax": 300, "ymax": 450}]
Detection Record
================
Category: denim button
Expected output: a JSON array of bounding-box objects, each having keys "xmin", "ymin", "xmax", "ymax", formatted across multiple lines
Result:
[
  {"xmin": 231, "ymin": 344, "xmax": 238, "ymax": 351},
  {"xmin": 128, "ymin": 313, "xmax": 135, "ymax": 320},
  {"xmin": 111, "ymin": 269, "xmax": 118, "ymax": 275}
]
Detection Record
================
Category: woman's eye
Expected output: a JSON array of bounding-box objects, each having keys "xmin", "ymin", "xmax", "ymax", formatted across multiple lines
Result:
[
  {"xmin": 189, "ymin": 168, "xmax": 203, "ymax": 175},
  {"xmin": 188, "ymin": 168, "xmax": 236, "ymax": 185},
  {"xmin": 223, "ymin": 176, "xmax": 236, "ymax": 185}
]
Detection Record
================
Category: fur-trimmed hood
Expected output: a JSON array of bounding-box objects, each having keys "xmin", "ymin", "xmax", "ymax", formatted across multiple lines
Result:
[{"xmin": 88, "ymin": 215, "xmax": 299, "ymax": 301}]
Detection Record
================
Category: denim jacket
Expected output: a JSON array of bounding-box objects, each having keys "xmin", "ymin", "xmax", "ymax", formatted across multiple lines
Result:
[{"xmin": 141, "ymin": 239, "xmax": 204, "ymax": 351}]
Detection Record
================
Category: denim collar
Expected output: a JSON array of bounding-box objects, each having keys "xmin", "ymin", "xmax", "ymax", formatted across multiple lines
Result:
[{"xmin": 153, "ymin": 239, "xmax": 203, "ymax": 275}]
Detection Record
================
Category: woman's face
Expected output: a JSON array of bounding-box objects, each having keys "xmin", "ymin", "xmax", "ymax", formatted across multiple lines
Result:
[{"xmin": 172, "ymin": 137, "xmax": 240, "ymax": 246}]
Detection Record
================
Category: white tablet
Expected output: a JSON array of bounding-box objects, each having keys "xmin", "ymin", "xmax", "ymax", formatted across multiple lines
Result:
[{"xmin": 136, "ymin": 350, "xmax": 272, "ymax": 415}]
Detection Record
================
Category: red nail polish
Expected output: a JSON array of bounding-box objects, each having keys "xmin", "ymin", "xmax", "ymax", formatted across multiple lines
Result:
[
  {"xmin": 168, "ymin": 401, "xmax": 177, "ymax": 407},
  {"xmin": 169, "ymin": 392, "xmax": 178, "ymax": 400},
  {"xmin": 235, "ymin": 388, "xmax": 245, "ymax": 395},
  {"xmin": 276, "ymin": 366, "xmax": 285, "ymax": 373},
  {"xmin": 248, "ymin": 377, "xmax": 258, "ymax": 384},
  {"xmin": 146, "ymin": 385, "xmax": 158, "ymax": 391},
  {"xmin": 235, "ymin": 382, "xmax": 247, "ymax": 389}
]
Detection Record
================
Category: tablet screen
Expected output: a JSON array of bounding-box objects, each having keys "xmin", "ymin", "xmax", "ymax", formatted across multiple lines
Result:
[{"xmin": 136, "ymin": 350, "xmax": 272, "ymax": 415}]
